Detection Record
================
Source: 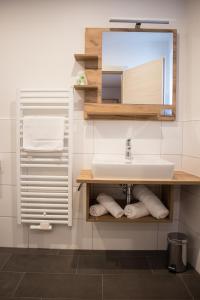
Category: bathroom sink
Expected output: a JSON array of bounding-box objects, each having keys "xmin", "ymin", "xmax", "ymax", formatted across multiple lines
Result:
[{"xmin": 92, "ymin": 156, "xmax": 174, "ymax": 179}]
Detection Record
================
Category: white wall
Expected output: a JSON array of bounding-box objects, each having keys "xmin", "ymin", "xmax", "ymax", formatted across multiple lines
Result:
[
  {"xmin": 179, "ymin": 0, "xmax": 200, "ymax": 272},
  {"xmin": 0, "ymin": 0, "xmax": 186, "ymax": 249}
]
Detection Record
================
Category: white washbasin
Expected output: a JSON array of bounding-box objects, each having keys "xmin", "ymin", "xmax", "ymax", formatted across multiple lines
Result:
[{"xmin": 92, "ymin": 156, "xmax": 174, "ymax": 179}]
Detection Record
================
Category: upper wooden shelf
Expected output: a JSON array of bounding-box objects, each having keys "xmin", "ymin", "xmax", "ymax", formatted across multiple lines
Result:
[
  {"xmin": 74, "ymin": 54, "xmax": 99, "ymax": 61},
  {"xmin": 77, "ymin": 170, "xmax": 200, "ymax": 185},
  {"xmin": 74, "ymin": 54, "xmax": 99, "ymax": 70},
  {"xmin": 84, "ymin": 103, "xmax": 176, "ymax": 121},
  {"xmin": 74, "ymin": 85, "xmax": 98, "ymax": 91}
]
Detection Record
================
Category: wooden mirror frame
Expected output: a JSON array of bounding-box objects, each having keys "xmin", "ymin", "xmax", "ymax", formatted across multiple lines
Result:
[{"xmin": 74, "ymin": 28, "xmax": 177, "ymax": 120}]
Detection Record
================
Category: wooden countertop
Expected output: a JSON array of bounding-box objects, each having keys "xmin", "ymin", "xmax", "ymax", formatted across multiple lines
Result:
[{"xmin": 77, "ymin": 170, "xmax": 200, "ymax": 185}]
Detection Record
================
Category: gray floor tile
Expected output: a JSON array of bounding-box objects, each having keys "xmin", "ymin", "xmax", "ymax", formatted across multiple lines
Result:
[
  {"xmin": 0, "ymin": 272, "xmax": 23, "ymax": 297},
  {"xmin": 77, "ymin": 254, "xmax": 151, "ymax": 275},
  {"xmin": 0, "ymin": 254, "xmax": 11, "ymax": 270},
  {"xmin": 181, "ymin": 273, "xmax": 200, "ymax": 299},
  {"xmin": 15, "ymin": 273, "xmax": 102, "ymax": 299},
  {"xmin": 103, "ymin": 274, "xmax": 192, "ymax": 299},
  {"xmin": 3, "ymin": 254, "xmax": 78, "ymax": 274},
  {"xmin": 77, "ymin": 255, "xmax": 104, "ymax": 274}
]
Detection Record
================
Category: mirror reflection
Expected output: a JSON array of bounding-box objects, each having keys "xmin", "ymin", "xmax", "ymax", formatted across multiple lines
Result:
[{"xmin": 102, "ymin": 31, "xmax": 173, "ymax": 105}]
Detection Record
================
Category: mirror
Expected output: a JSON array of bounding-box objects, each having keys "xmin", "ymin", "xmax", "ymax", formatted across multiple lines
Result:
[{"xmin": 102, "ymin": 31, "xmax": 173, "ymax": 106}]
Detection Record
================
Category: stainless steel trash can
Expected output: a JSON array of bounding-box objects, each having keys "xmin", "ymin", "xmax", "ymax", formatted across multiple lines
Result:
[{"xmin": 167, "ymin": 232, "xmax": 188, "ymax": 273}]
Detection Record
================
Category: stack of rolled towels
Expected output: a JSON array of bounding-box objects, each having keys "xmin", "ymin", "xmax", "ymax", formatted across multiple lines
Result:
[{"xmin": 90, "ymin": 185, "xmax": 169, "ymax": 220}]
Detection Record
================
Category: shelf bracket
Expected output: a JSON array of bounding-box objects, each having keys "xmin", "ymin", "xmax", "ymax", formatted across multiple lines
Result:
[{"xmin": 78, "ymin": 183, "xmax": 84, "ymax": 191}]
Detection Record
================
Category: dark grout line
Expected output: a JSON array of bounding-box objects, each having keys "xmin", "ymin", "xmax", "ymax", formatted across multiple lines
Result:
[
  {"xmin": 101, "ymin": 273, "xmax": 103, "ymax": 300},
  {"xmin": 179, "ymin": 273, "xmax": 194, "ymax": 300},
  {"xmin": 0, "ymin": 253, "xmax": 12, "ymax": 271},
  {"xmin": 0, "ymin": 270, "xmax": 102, "ymax": 276},
  {"xmin": 75, "ymin": 254, "xmax": 80, "ymax": 274},
  {"xmin": 11, "ymin": 272, "xmax": 26, "ymax": 297}
]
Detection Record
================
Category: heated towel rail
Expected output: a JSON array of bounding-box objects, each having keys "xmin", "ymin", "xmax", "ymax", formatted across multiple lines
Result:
[{"xmin": 17, "ymin": 90, "xmax": 73, "ymax": 230}]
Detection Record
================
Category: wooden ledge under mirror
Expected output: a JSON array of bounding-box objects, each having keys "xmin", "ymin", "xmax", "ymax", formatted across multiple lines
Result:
[{"xmin": 74, "ymin": 28, "xmax": 177, "ymax": 120}]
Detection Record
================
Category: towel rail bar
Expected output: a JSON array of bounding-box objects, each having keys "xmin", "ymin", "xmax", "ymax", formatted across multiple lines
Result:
[
  {"xmin": 21, "ymin": 208, "xmax": 68, "ymax": 214},
  {"xmin": 20, "ymin": 175, "xmax": 68, "ymax": 180},
  {"xmin": 21, "ymin": 203, "xmax": 68, "ymax": 208},
  {"xmin": 21, "ymin": 214, "xmax": 68, "ymax": 219},
  {"xmin": 21, "ymin": 105, "xmax": 69, "ymax": 110},
  {"xmin": 22, "ymin": 219, "xmax": 69, "ymax": 224},
  {"xmin": 21, "ymin": 181, "xmax": 68, "ymax": 186},
  {"xmin": 21, "ymin": 163, "xmax": 68, "ymax": 168},
  {"xmin": 21, "ymin": 191, "xmax": 68, "ymax": 197},
  {"xmin": 21, "ymin": 197, "xmax": 68, "ymax": 202},
  {"xmin": 21, "ymin": 186, "xmax": 68, "ymax": 191}
]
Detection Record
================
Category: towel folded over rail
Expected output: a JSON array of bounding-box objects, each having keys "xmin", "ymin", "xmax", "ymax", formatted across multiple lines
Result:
[
  {"xmin": 23, "ymin": 116, "xmax": 65, "ymax": 152},
  {"xmin": 89, "ymin": 204, "xmax": 108, "ymax": 217},
  {"xmin": 133, "ymin": 185, "xmax": 169, "ymax": 219},
  {"xmin": 124, "ymin": 202, "xmax": 149, "ymax": 219},
  {"xmin": 97, "ymin": 193, "xmax": 124, "ymax": 218}
]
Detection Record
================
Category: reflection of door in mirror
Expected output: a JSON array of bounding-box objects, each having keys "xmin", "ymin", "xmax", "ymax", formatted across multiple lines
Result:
[
  {"xmin": 122, "ymin": 58, "xmax": 164, "ymax": 104},
  {"xmin": 102, "ymin": 31, "xmax": 173, "ymax": 105}
]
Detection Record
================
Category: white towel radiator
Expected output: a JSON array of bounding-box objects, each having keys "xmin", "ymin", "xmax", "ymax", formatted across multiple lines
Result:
[{"xmin": 16, "ymin": 90, "xmax": 73, "ymax": 230}]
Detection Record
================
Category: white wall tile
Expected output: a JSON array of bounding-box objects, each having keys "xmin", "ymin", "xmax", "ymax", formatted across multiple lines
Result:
[
  {"xmin": 94, "ymin": 120, "xmax": 162, "ymax": 155},
  {"xmin": 94, "ymin": 120, "xmax": 132, "ymax": 155},
  {"xmin": 131, "ymin": 121, "xmax": 162, "ymax": 155},
  {"xmin": 182, "ymin": 155, "xmax": 200, "ymax": 177},
  {"xmin": 73, "ymin": 154, "xmax": 93, "ymax": 187},
  {"xmin": 73, "ymin": 119, "xmax": 93, "ymax": 154},
  {"xmin": 179, "ymin": 221, "xmax": 200, "ymax": 273},
  {"xmin": 180, "ymin": 189, "xmax": 200, "ymax": 236},
  {"xmin": 183, "ymin": 121, "xmax": 200, "ymax": 157},
  {"xmin": 0, "ymin": 119, "xmax": 16, "ymax": 152},
  {"xmin": 0, "ymin": 153, "xmax": 16, "ymax": 185},
  {"xmin": 172, "ymin": 186, "xmax": 181, "ymax": 221},
  {"xmin": 0, "ymin": 185, "xmax": 16, "ymax": 217},
  {"xmin": 29, "ymin": 219, "xmax": 92, "ymax": 249},
  {"xmin": 161, "ymin": 154, "xmax": 182, "ymax": 169},
  {"xmin": 157, "ymin": 221, "xmax": 179, "ymax": 250},
  {"xmin": 73, "ymin": 110, "xmax": 84, "ymax": 120},
  {"xmin": 92, "ymin": 222, "xmax": 158, "ymax": 250},
  {"xmin": 73, "ymin": 185, "xmax": 86, "ymax": 220},
  {"xmin": 0, "ymin": 217, "xmax": 28, "ymax": 247},
  {"xmin": 161, "ymin": 122, "xmax": 182, "ymax": 155}
]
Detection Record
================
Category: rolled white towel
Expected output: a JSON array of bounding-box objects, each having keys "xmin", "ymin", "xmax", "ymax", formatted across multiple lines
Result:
[
  {"xmin": 133, "ymin": 185, "xmax": 169, "ymax": 219},
  {"xmin": 89, "ymin": 204, "xmax": 108, "ymax": 217},
  {"xmin": 124, "ymin": 202, "xmax": 149, "ymax": 219},
  {"xmin": 97, "ymin": 193, "xmax": 124, "ymax": 218}
]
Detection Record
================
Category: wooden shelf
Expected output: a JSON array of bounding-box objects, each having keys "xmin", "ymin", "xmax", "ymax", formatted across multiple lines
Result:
[
  {"xmin": 74, "ymin": 54, "xmax": 99, "ymax": 70},
  {"xmin": 77, "ymin": 170, "xmax": 200, "ymax": 185},
  {"xmin": 87, "ymin": 214, "xmax": 170, "ymax": 223},
  {"xmin": 74, "ymin": 54, "xmax": 98, "ymax": 61},
  {"xmin": 74, "ymin": 85, "xmax": 98, "ymax": 91},
  {"xmin": 84, "ymin": 103, "xmax": 176, "ymax": 121},
  {"xmin": 85, "ymin": 184, "xmax": 173, "ymax": 223}
]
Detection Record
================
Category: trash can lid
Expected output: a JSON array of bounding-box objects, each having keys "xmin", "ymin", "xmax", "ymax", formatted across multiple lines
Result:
[{"xmin": 168, "ymin": 232, "xmax": 188, "ymax": 243}]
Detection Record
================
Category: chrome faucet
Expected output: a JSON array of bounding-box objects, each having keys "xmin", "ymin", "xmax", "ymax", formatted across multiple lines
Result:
[{"xmin": 125, "ymin": 138, "xmax": 132, "ymax": 161}]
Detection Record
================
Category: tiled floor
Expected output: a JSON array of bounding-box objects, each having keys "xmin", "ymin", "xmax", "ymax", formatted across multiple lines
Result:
[{"xmin": 0, "ymin": 248, "xmax": 200, "ymax": 300}]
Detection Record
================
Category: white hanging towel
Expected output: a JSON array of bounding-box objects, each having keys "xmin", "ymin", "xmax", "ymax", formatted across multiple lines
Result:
[
  {"xmin": 124, "ymin": 202, "xmax": 149, "ymax": 219},
  {"xmin": 23, "ymin": 116, "xmax": 65, "ymax": 152},
  {"xmin": 133, "ymin": 185, "xmax": 169, "ymax": 219}
]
